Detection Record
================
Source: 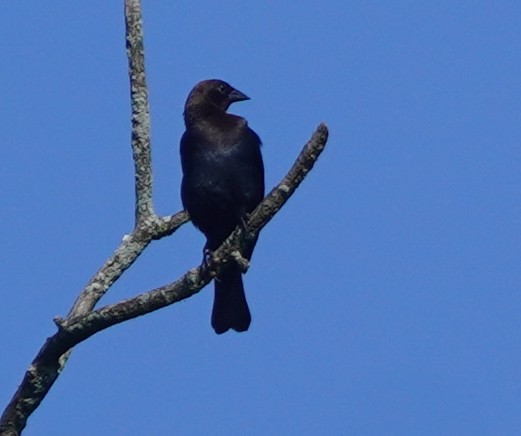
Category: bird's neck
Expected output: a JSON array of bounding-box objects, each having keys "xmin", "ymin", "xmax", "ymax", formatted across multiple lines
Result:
[
  {"xmin": 184, "ymin": 104, "xmax": 243, "ymax": 131},
  {"xmin": 184, "ymin": 103, "xmax": 220, "ymax": 127}
]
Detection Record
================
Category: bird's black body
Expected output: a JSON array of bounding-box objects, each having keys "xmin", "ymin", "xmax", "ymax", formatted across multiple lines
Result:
[{"xmin": 180, "ymin": 80, "xmax": 264, "ymax": 334}]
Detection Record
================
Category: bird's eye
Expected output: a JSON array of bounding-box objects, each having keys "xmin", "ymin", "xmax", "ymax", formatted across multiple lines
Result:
[{"xmin": 218, "ymin": 84, "xmax": 227, "ymax": 94}]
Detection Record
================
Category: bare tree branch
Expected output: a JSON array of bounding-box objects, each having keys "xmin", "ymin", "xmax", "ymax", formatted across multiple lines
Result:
[
  {"xmin": 67, "ymin": 211, "xmax": 189, "ymax": 318},
  {"xmin": 0, "ymin": 0, "xmax": 329, "ymax": 433},
  {"xmin": 0, "ymin": 2, "xmax": 163, "ymax": 434},
  {"xmin": 126, "ymin": 0, "xmax": 154, "ymax": 223},
  {"xmin": 0, "ymin": 120, "xmax": 327, "ymax": 435}
]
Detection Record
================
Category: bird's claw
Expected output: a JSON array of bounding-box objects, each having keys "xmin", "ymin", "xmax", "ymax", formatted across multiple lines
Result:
[
  {"xmin": 202, "ymin": 248, "xmax": 218, "ymax": 278},
  {"xmin": 231, "ymin": 250, "xmax": 250, "ymax": 273}
]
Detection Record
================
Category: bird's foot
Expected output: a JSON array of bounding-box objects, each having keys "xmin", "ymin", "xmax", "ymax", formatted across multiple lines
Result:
[
  {"xmin": 203, "ymin": 247, "xmax": 220, "ymax": 266},
  {"xmin": 239, "ymin": 216, "xmax": 248, "ymax": 231},
  {"xmin": 231, "ymin": 250, "xmax": 250, "ymax": 273},
  {"xmin": 202, "ymin": 248, "xmax": 219, "ymax": 278}
]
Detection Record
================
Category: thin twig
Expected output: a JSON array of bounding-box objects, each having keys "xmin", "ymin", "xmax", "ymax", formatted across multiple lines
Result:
[{"xmin": 126, "ymin": 0, "xmax": 154, "ymax": 223}]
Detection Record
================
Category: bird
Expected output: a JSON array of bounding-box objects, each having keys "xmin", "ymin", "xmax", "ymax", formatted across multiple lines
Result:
[{"xmin": 180, "ymin": 79, "xmax": 265, "ymax": 334}]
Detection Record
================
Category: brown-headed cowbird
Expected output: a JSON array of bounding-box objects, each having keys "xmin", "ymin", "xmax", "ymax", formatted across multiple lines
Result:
[{"xmin": 180, "ymin": 79, "xmax": 265, "ymax": 334}]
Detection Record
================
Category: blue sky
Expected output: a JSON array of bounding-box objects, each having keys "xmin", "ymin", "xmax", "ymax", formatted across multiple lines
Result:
[{"xmin": 2, "ymin": 1, "xmax": 521, "ymax": 435}]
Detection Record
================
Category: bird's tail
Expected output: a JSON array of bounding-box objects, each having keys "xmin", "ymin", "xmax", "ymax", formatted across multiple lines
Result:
[{"xmin": 211, "ymin": 269, "xmax": 251, "ymax": 334}]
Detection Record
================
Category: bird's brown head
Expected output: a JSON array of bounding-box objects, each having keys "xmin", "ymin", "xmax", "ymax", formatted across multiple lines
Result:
[{"xmin": 184, "ymin": 79, "xmax": 250, "ymax": 124}]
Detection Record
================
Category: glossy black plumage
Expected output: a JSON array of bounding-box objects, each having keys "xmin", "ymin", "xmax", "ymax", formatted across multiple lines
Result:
[{"xmin": 180, "ymin": 79, "xmax": 265, "ymax": 334}]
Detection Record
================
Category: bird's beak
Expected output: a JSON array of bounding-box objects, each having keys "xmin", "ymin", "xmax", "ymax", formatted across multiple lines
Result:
[{"xmin": 228, "ymin": 88, "xmax": 250, "ymax": 103}]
